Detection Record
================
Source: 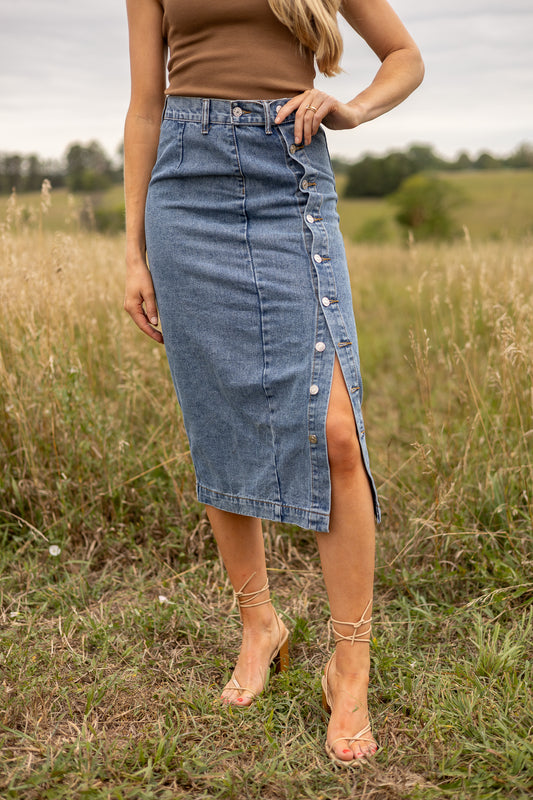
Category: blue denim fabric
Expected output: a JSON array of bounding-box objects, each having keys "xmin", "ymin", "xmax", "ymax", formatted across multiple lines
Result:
[{"xmin": 145, "ymin": 96, "xmax": 380, "ymax": 531}]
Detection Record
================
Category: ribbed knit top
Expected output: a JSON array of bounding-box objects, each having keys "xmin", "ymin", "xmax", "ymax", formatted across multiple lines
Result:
[{"xmin": 161, "ymin": 0, "xmax": 316, "ymax": 99}]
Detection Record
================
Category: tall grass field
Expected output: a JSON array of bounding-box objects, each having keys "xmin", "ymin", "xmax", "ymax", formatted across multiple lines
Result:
[{"xmin": 0, "ymin": 185, "xmax": 532, "ymax": 799}]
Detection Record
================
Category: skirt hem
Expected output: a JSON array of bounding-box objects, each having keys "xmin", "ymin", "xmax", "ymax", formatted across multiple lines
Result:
[{"xmin": 197, "ymin": 481, "xmax": 331, "ymax": 533}]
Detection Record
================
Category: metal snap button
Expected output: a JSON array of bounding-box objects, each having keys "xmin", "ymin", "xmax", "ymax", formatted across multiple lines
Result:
[
  {"xmin": 310, "ymin": 384, "xmax": 319, "ymax": 396},
  {"xmin": 315, "ymin": 341, "xmax": 326, "ymax": 352},
  {"xmin": 306, "ymin": 214, "xmax": 314, "ymax": 223},
  {"xmin": 322, "ymin": 297, "xmax": 330, "ymax": 307},
  {"xmin": 309, "ymin": 434, "xmax": 318, "ymax": 444},
  {"xmin": 314, "ymin": 254, "xmax": 322, "ymax": 263},
  {"xmin": 276, "ymin": 105, "xmax": 282, "ymax": 113},
  {"xmin": 232, "ymin": 106, "xmax": 243, "ymax": 117},
  {"xmin": 289, "ymin": 144, "xmax": 297, "ymax": 154},
  {"xmin": 301, "ymin": 179, "xmax": 309, "ymax": 190}
]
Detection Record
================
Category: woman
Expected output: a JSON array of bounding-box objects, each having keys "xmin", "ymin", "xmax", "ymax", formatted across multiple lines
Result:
[{"xmin": 124, "ymin": 0, "xmax": 423, "ymax": 766}]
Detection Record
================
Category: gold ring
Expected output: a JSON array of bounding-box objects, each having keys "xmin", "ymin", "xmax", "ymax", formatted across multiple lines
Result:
[{"xmin": 305, "ymin": 105, "xmax": 318, "ymax": 113}]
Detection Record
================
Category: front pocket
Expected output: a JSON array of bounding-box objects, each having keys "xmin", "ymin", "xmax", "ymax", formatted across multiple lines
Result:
[{"xmin": 149, "ymin": 119, "xmax": 185, "ymax": 183}]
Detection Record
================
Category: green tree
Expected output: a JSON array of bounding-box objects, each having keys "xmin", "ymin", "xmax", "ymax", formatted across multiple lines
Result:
[
  {"xmin": 343, "ymin": 145, "xmax": 446, "ymax": 198},
  {"xmin": 406, "ymin": 144, "xmax": 445, "ymax": 171},
  {"xmin": 24, "ymin": 154, "xmax": 45, "ymax": 191},
  {"xmin": 506, "ymin": 142, "xmax": 533, "ymax": 168},
  {"xmin": 344, "ymin": 151, "xmax": 416, "ymax": 197},
  {"xmin": 1, "ymin": 154, "xmax": 23, "ymax": 192},
  {"xmin": 474, "ymin": 152, "xmax": 502, "ymax": 170},
  {"xmin": 450, "ymin": 151, "xmax": 473, "ymax": 171},
  {"xmin": 65, "ymin": 140, "xmax": 113, "ymax": 192},
  {"xmin": 389, "ymin": 173, "xmax": 465, "ymax": 240}
]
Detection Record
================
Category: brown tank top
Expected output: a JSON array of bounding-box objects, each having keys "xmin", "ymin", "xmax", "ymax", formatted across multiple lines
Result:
[{"xmin": 161, "ymin": 0, "xmax": 315, "ymax": 99}]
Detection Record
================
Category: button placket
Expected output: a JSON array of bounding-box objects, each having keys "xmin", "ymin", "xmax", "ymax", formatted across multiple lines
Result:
[{"xmin": 284, "ymin": 130, "xmax": 340, "ymax": 515}]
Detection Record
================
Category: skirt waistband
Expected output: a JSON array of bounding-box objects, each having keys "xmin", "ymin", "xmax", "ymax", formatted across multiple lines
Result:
[{"xmin": 163, "ymin": 95, "xmax": 295, "ymax": 132}]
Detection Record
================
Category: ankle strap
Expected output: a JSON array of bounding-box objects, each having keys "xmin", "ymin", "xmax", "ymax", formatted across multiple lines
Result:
[
  {"xmin": 330, "ymin": 598, "xmax": 373, "ymax": 645},
  {"xmin": 235, "ymin": 572, "xmax": 271, "ymax": 608}
]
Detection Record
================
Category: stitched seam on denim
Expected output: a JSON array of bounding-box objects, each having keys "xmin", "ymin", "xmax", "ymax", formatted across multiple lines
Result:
[
  {"xmin": 307, "ymin": 302, "xmax": 321, "ymax": 512},
  {"xmin": 273, "ymin": 128, "xmax": 305, "ymax": 200},
  {"xmin": 197, "ymin": 483, "xmax": 329, "ymax": 517},
  {"xmin": 231, "ymin": 125, "xmax": 283, "ymax": 506},
  {"xmin": 274, "ymin": 127, "xmax": 319, "ymax": 299},
  {"xmin": 277, "ymin": 124, "xmax": 336, "ymax": 519}
]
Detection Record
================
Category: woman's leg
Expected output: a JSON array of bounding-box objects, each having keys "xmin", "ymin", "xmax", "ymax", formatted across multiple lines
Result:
[
  {"xmin": 206, "ymin": 506, "xmax": 288, "ymax": 706},
  {"xmin": 316, "ymin": 355, "xmax": 378, "ymax": 762}
]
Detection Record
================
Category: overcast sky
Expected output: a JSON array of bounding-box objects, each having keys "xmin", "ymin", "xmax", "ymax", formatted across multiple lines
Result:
[{"xmin": 1, "ymin": 1, "xmax": 532, "ymax": 162}]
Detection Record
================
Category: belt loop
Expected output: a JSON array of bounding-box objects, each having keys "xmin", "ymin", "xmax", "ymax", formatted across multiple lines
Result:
[
  {"xmin": 161, "ymin": 95, "xmax": 169, "ymax": 122},
  {"xmin": 201, "ymin": 99, "xmax": 210, "ymax": 134},
  {"xmin": 261, "ymin": 101, "xmax": 272, "ymax": 134}
]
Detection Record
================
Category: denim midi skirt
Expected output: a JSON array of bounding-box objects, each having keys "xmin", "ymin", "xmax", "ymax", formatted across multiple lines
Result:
[{"xmin": 145, "ymin": 96, "xmax": 380, "ymax": 532}]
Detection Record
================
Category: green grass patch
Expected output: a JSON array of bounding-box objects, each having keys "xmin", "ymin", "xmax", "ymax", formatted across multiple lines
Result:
[{"xmin": 338, "ymin": 169, "xmax": 533, "ymax": 243}]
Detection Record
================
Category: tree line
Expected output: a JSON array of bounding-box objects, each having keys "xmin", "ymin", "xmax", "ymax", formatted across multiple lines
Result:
[
  {"xmin": 333, "ymin": 142, "xmax": 533, "ymax": 198},
  {"xmin": 0, "ymin": 140, "xmax": 532, "ymax": 197},
  {"xmin": 0, "ymin": 141, "xmax": 123, "ymax": 195}
]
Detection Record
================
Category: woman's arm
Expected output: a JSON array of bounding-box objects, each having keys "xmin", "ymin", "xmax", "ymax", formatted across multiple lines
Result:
[
  {"xmin": 275, "ymin": 0, "xmax": 424, "ymax": 146},
  {"xmin": 123, "ymin": 0, "xmax": 167, "ymax": 343}
]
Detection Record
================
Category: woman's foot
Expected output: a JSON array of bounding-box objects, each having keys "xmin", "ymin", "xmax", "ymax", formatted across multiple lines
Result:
[
  {"xmin": 323, "ymin": 645, "xmax": 378, "ymax": 763},
  {"xmin": 221, "ymin": 604, "xmax": 289, "ymax": 706}
]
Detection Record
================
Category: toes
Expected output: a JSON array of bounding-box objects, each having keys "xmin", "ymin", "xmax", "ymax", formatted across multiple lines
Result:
[
  {"xmin": 220, "ymin": 686, "xmax": 254, "ymax": 707},
  {"xmin": 339, "ymin": 747, "xmax": 356, "ymax": 762},
  {"xmin": 353, "ymin": 741, "xmax": 378, "ymax": 759}
]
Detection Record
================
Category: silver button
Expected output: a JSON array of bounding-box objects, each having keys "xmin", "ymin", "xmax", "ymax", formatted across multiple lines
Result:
[
  {"xmin": 306, "ymin": 214, "xmax": 314, "ymax": 223},
  {"xmin": 310, "ymin": 384, "xmax": 319, "ymax": 396},
  {"xmin": 289, "ymin": 144, "xmax": 297, "ymax": 154},
  {"xmin": 309, "ymin": 434, "xmax": 318, "ymax": 444},
  {"xmin": 315, "ymin": 341, "xmax": 326, "ymax": 352},
  {"xmin": 314, "ymin": 254, "xmax": 322, "ymax": 263},
  {"xmin": 301, "ymin": 179, "xmax": 309, "ymax": 190},
  {"xmin": 276, "ymin": 105, "xmax": 282, "ymax": 113},
  {"xmin": 232, "ymin": 106, "xmax": 243, "ymax": 117},
  {"xmin": 322, "ymin": 297, "xmax": 330, "ymax": 307}
]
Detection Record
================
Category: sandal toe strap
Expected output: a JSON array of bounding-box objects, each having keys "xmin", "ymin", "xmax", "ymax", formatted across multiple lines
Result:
[
  {"xmin": 329, "ymin": 723, "xmax": 373, "ymax": 748},
  {"xmin": 228, "ymin": 676, "xmax": 256, "ymax": 699}
]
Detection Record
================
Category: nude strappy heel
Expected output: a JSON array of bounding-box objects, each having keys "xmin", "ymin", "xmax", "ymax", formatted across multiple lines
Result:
[
  {"xmin": 222, "ymin": 572, "xmax": 289, "ymax": 706},
  {"xmin": 321, "ymin": 599, "xmax": 378, "ymax": 765}
]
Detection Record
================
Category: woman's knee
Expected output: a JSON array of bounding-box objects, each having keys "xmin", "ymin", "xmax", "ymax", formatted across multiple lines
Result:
[{"xmin": 325, "ymin": 412, "xmax": 363, "ymax": 474}]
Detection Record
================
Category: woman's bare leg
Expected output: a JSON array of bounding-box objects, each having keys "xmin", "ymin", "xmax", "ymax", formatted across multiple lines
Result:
[
  {"xmin": 316, "ymin": 355, "xmax": 377, "ymax": 762},
  {"xmin": 206, "ymin": 506, "xmax": 288, "ymax": 706}
]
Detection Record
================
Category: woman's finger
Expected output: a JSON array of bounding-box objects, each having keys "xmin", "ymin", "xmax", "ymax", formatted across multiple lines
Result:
[
  {"xmin": 297, "ymin": 93, "xmax": 336, "ymax": 144},
  {"xmin": 124, "ymin": 295, "xmax": 164, "ymax": 343},
  {"xmin": 274, "ymin": 92, "xmax": 340, "ymax": 144},
  {"xmin": 273, "ymin": 91, "xmax": 310, "ymax": 125},
  {"xmin": 293, "ymin": 94, "xmax": 320, "ymax": 144}
]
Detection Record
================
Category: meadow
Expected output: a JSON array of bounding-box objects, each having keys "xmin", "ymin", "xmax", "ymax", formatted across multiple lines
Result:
[{"xmin": 0, "ymin": 183, "xmax": 532, "ymax": 799}]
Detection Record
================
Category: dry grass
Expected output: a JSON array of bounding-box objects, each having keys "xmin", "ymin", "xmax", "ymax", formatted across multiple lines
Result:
[{"xmin": 0, "ymin": 190, "xmax": 532, "ymax": 799}]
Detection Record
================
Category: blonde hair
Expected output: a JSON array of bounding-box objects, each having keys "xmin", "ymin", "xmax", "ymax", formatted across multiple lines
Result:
[{"xmin": 268, "ymin": 0, "xmax": 343, "ymax": 76}]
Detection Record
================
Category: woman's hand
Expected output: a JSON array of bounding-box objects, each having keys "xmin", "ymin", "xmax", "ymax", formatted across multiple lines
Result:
[
  {"xmin": 274, "ymin": 90, "xmax": 365, "ymax": 146},
  {"xmin": 124, "ymin": 256, "xmax": 164, "ymax": 343}
]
